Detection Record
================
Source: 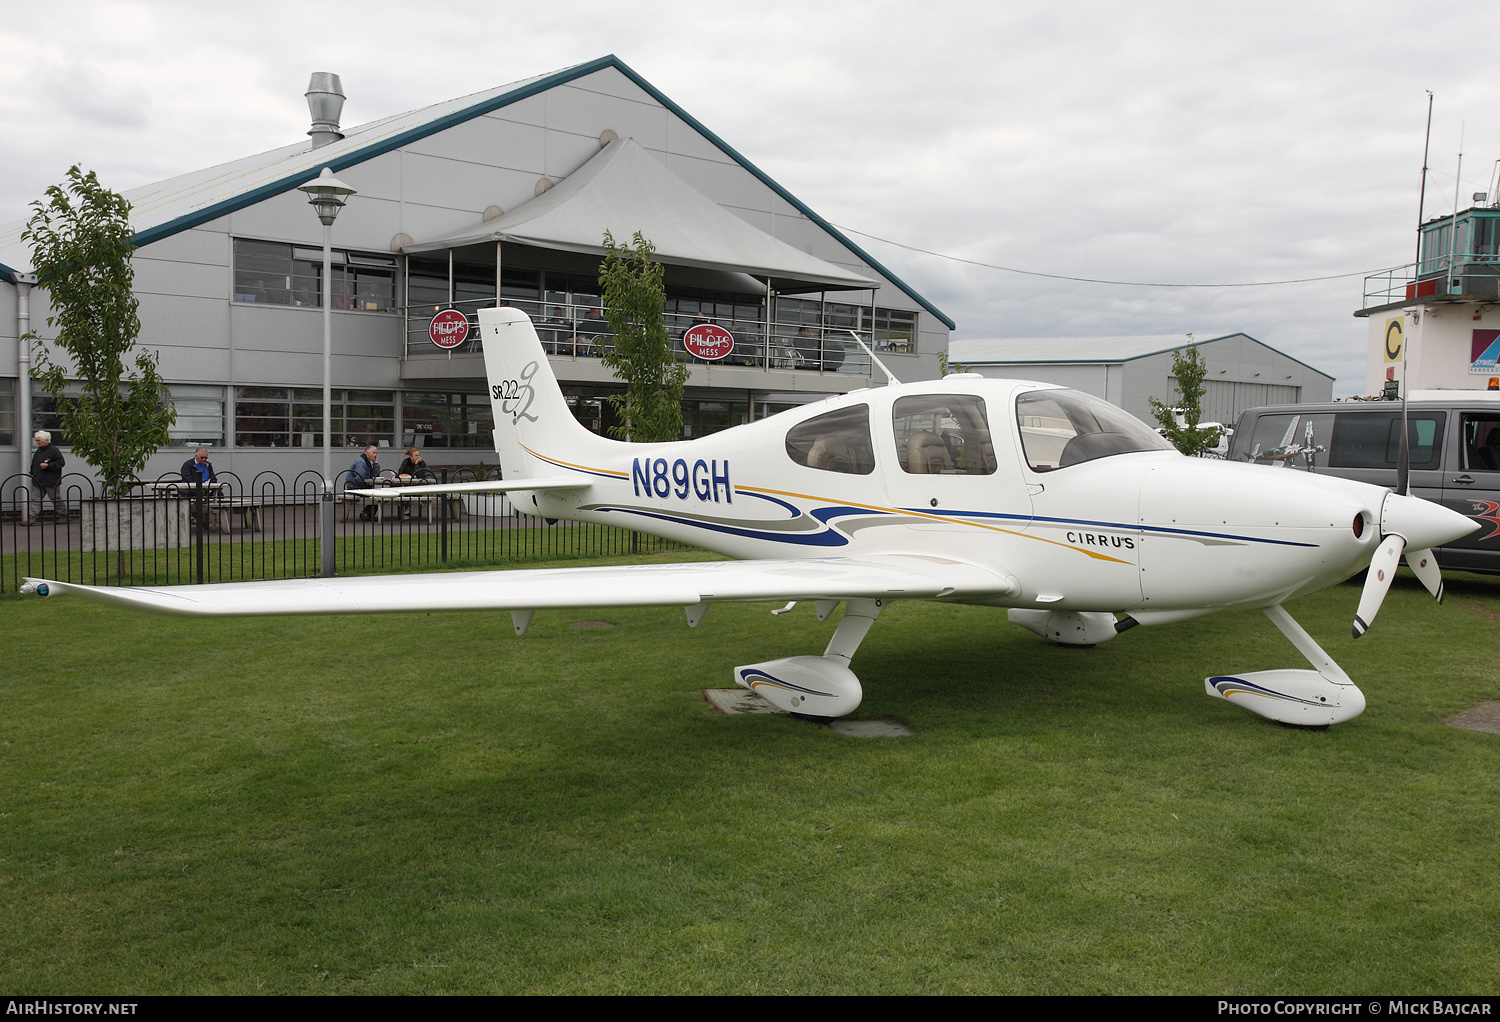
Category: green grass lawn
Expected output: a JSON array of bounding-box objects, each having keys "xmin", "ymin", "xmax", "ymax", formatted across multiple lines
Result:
[{"xmin": 2, "ymin": 558, "xmax": 1498, "ymax": 994}]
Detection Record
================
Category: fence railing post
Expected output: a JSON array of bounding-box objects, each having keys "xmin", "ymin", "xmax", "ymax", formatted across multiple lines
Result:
[
  {"xmin": 321, "ymin": 488, "xmax": 336, "ymax": 578},
  {"xmin": 440, "ymin": 468, "xmax": 449, "ymax": 564},
  {"xmin": 194, "ymin": 480, "xmax": 206, "ymax": 585}
]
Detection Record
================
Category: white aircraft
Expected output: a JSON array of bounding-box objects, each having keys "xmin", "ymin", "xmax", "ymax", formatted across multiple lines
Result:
[{"xmin": 24, "ymin": 308, "xmax": 1477, "ymax": 727}]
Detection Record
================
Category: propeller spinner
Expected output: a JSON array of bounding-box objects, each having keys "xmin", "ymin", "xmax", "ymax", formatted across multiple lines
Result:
[{"xmin": 1352, "ymin": 491, "xmax": 1477, "ymax": 637}]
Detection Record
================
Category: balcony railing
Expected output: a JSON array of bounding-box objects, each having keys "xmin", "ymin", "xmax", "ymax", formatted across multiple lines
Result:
[
  {"xmin": 1364, "ymin": 255, "xmax": 1500, "ymax": 309},
  {"xmin": 403, "ymin": 298, "xmax": 879, "ymax": 377}
]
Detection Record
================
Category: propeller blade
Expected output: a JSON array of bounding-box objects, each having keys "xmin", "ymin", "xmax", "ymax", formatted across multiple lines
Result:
[
  {"xmin": 1354, "ymin": 535, "xmax": 1406, "ymax": 638},
  {"xmin": 1405, "ymin": 547, "xmax": 1444, "ymax": 602}
]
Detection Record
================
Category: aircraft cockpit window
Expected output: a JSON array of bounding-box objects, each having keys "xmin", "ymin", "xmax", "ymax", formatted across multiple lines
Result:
[
  {"xmin": 784, "ymin": 403, "xmax": 876, "ymax": 474},
  {"xmin": 892, "ymin": 395, "xmax": 996, "ymax": 475},
  {"xmin": 1016, "ymin": 389, "xmax": 1173, "ymax": 472}
]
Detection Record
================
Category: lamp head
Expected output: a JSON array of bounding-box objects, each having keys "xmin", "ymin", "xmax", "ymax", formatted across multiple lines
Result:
[{"xmin": 297, "ymin": 167, "xmax": 356, "ymax": 226}]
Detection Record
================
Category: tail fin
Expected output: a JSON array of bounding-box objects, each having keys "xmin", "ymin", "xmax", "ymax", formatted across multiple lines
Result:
[{"xmin": 479, "ymin": 306, "xmax": 615, "ymax": 479}]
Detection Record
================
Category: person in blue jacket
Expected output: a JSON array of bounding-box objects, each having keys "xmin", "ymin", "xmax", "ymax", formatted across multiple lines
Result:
[{"xmin": 180, "ymin": 448, "xmax": 217, "ymax": 484}]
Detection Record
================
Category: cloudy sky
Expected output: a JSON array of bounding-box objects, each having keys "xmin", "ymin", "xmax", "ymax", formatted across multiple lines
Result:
[{"xmin": 3, "ymin": 0, "xmax": 1497, "ymax": 394}]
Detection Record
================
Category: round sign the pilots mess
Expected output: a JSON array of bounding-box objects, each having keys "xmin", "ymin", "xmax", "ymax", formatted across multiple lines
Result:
[
  {"xmin": 429, "ymin": 309, "xmax": 470, "ymax": 349},
  {"xmin": 683, "ymin": 323, "xmax": 734, "ymax": 361}
]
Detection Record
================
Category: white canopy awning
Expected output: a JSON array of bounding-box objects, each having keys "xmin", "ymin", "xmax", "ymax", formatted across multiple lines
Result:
[{"xmin": 404, "ymin": 138, "xmax": 878, "ymax": 294}]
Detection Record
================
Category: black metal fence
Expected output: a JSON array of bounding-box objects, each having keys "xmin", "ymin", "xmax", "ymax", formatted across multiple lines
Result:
[{"xmin": 0, "ymin": 469, "xmax": 688, "ymax": 594}]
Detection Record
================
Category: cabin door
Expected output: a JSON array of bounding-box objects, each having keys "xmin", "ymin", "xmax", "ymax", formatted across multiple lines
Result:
[{"xmin": 880, "ymin": 392, "xmax": 1033, "ymax": 544}]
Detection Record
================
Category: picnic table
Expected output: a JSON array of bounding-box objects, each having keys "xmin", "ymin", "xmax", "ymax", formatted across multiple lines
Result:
[{"xmin": 149, "ymin": 481, "xmax": 263, "ymax": 534}]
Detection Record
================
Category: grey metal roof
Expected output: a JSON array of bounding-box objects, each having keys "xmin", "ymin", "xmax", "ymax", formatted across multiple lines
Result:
[
  {"xmin": 950, "ymin": 332, "xmax": 1334, "ymax": 381},
  {"xmin": 0, "ymin": 65, "xmax": 566, "ymax": 277},
  {"xmin": 0, "ymin": 55, "xmax": 954, "ymax": 328},
  {"xmin": 950, "ymin": 333, "xmax": 1239, "ymax": 363},
  {"xmin": 406, "ymin": 138, "xmax": 877, "ymax": 292}
]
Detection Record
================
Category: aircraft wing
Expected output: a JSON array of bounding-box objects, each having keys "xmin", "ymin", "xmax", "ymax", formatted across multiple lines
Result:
[{"xmin": 25, "ymin": 554, "xmax": 1020, "ymax": 618}]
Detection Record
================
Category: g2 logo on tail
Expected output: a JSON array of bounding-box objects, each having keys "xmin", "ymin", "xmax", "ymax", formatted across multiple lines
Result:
[{"xmin": 492, "ymin": 361, "xmax": 539, "ymax": 424}]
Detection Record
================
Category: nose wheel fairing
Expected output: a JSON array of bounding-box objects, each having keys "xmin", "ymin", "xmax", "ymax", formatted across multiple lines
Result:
[{"xmin": 1205, "ymin": 604, "xmax": 1366, "ymax": 726}]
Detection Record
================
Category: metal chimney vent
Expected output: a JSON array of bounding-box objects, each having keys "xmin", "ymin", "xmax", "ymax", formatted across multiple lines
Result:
[{"xmin": 305, "ymin": 73, "xmax": 346, "ymax": 148}]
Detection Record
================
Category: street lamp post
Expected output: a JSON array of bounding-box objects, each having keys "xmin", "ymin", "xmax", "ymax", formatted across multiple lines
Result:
[{"xmin": 296, "ymin": 167, "xmax": 356, "ymax": 578}]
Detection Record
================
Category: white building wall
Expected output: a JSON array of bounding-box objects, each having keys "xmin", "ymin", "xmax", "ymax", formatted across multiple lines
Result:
[{"xmin": 1366, "ymin": 305, "xmax": 1500, "ymax": 395}]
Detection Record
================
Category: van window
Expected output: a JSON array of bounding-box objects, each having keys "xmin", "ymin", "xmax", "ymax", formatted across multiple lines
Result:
[
  {"xmin": 1239, "ymin": 410, "xmax": 1444, "ymax": 470},
  {"xmin": 1462, "ymin": 414, "xmax": 1500, "ymax": 471},
  {"xmin": 1328, "ymin": 412, "xmax": 1443, "ymax": 469},
  {"xmin": 1240, "ymin": 412, "xmax": 1335, "ymax": 468},
  {"xmin": 893, "ymin": 395, "xmax": 997, "ymax": 474},
  {"xmin": 785, "ymin": 404, "xmax": 875, "ymax": 474}
]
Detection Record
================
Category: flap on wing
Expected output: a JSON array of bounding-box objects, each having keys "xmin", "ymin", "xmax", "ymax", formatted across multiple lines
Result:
[
  {"xmin": 26, "ymin": 556, "xmax": 1019, "ymax": 618},
  {"xmin": 353, "ymin": 477, "xmax": 589, "ymax": 498}
]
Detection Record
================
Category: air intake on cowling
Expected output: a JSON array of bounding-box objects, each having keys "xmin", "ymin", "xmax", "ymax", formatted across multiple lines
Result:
[{"xmin": 305, "ymin": 73, "xmax": 346, "ymax": 148}]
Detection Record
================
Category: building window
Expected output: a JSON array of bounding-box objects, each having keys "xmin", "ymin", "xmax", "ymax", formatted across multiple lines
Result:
[
  {"xmin": 233, "ymin": 238, "xmax": 398, "ymax": 312},
  {"xmin": 234, "ymin": 387, "xmax": 395, "ymax": 448},
  {"xmin": 401, "ymin": 392, "xmax": 493, "ymax": 449},
  {"xmin": 780, "ymin": 298, "xmax": 916, "ymax": 355},
  {"xmin": 0, "ymin": 378, "xmax": 14, "ymax": 446},
  {"xmin": 681, "ymin": 397, "xmax": 748, "ymax": 438},
  {"xmin": 167, "ymin": 384, "xmax": 225, "ymax": 447},
  {"xmin": 30, "ymin": 380, "xmax": 83, "ymax": 446},
  {"xmin": 822, "ymin": 301, "xmax": 917, "ymax": 353}
]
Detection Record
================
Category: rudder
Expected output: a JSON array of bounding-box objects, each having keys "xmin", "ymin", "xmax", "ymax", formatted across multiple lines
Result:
[{"xmin": 479, "ymin": 306, "xmax": 613, "ymax": 478}]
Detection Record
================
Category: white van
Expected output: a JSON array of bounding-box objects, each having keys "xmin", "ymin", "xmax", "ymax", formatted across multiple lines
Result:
[{"xmin": 1228, "ymin": 392, "xmax": 1500, "ymax": 574}]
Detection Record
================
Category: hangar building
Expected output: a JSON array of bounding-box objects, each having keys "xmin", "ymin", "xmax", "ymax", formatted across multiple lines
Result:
[
  {"xmin": 0, "ymin": 55, "xmax": 952, "ymax": 487},
  {"xmin": 947, "ymin": 332, "xmax": 1334, "ymax": 426}
]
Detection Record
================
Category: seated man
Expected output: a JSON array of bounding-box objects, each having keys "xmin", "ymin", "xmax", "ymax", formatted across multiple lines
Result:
[
  {"xmin": 345, "ymin": 445, "xmax": 381, "ymax": 520},
  {"xmin": 398, "ymin": 447, "xmax": 436, "ymax": 480},
  {"xmin": 180, "ymin": 448, "xmax": 218, "ymax": 485}
]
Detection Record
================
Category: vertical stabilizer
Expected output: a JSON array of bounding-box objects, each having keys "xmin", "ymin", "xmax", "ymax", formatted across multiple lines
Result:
[{"xmin": 479, "ymin": 307, "xmax": 614, "ymax": 479}]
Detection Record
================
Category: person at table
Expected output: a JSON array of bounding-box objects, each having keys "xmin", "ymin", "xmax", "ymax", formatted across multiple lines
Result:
[
  {"xmin": 180, "ymin": 448, "xmax": 218, "ymax": 485},
  {"xmin": 398, "ymin": 447, "xmax": 435, "ymax": 480},
  {"xmin": 346, "ymin": 445, "xmax": 381, "ymax": 519},
  {"xmin": 576, "ymin": 308, "xmax": 610, "ymax": 354}
]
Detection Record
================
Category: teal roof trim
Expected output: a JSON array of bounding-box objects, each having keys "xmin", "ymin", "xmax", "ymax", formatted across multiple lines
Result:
[
  {"xmin": 129, "ymin": 56, "xmax": 621, "ymax": 250},
  {"xmin": 124, "ymin": 55, "xmax": 953, "ymax": 330}
]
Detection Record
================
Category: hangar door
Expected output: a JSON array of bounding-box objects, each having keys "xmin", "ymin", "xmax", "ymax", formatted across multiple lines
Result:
[{"xmin": 1200, "ymin": 381, "xmax": 1300, "ymax": 424}]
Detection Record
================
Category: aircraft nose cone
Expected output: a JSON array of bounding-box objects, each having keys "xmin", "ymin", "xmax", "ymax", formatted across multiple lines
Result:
[{"xmin": 1381, "ymin": 492, "xmax": 1479, "ymax": 549}]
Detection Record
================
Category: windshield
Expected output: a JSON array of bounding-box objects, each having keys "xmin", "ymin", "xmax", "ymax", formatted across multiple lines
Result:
[{"xmin": 1016, "ymin": 389, "xmax": 1174, "ymax": 471}]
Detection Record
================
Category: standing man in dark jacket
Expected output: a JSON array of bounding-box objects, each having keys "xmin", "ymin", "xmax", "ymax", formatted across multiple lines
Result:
[{"xmin": 26, "ymin": 430, "xmax": 65, "ymax": 525}]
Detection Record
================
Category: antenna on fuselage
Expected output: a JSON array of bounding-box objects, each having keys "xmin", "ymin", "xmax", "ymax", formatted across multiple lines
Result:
[{"xmin": 846, "ymin": 330, "xmax": 902, "ymax": 385}]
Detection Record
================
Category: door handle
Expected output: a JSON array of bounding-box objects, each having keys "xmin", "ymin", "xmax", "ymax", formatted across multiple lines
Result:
[{"xmin": 1452, "ymin": 475, "xmax": 1475, "ymax": 485}]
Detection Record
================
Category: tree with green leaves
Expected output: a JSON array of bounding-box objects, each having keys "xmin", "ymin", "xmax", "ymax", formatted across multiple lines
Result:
[
  {"xmin": 937, "ymin": 350, "xmax": 971, "ymax": 377},
  {"xmin": 598, "ymin": 231, "xmax": 687, "ymax": 442},
  {"xmin": 23, "ymin": 166, "xmax": 174, "ymax": 497},
  {"xmin": 1149, "ymin": 345, "xmax": 1222, "ymax": 457}
]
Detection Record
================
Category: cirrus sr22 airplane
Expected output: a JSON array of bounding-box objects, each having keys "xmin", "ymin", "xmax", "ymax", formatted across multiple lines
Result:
[{"xmin": 25, "ymin": 308, "xmax": 1478, "ymax": 727}]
